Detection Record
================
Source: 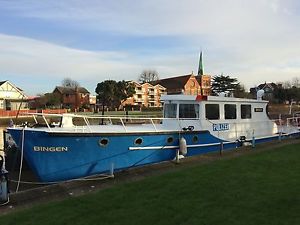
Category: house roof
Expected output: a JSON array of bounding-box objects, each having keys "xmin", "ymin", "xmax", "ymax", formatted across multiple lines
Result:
[
  {"xmin": 152, "ymin": 74, "xmax": 193, "ymax": 90},
  {"xmin": 0, "ymin": 80, "xmax": 27, "ymax": 99},
  {"xmin": 0, "ymin": 81, "xmax": 7, "ymax": 86},
  {"xmin": 256, "ymin": 83, "xmax": 278, "ymax": 92},
  {"xmin": 257, "ymin": 82, "xmax": 277, "ymax": 89},
  {"xmin": 54, "ymin": 86, "xmax": 90, "ymax": 94}
]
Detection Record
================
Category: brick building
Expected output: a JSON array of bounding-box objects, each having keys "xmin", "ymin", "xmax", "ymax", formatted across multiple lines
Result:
[
  {"xmin": 153, "ymin": 73, "xmax": 211, "ymax": 96},
  {"xmin": 121, "ymin": 82, "xmax": 166, "ymax": 109},
  {"xmin": 53, "ymin": 86, "xmax": 90, "ymax": 110}
]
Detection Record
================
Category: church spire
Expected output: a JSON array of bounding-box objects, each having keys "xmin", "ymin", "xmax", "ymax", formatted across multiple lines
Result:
[{"xmin": 197, "ymin": 51, "xmax": 204, "ymax": 76}]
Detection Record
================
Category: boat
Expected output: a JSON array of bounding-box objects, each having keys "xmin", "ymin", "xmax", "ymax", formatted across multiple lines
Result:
[{"xmin": 7, "ymin": 93, "xmax": 300, "ymax": 182}]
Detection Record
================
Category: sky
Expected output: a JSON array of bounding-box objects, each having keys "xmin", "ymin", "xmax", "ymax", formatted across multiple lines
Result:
[{"xmin": 0, "ymin": 0, "xmax": 300, "ymax": 96}]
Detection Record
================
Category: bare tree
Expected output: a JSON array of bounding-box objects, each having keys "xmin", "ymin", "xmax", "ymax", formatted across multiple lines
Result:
[
  {"xmin": 283, "ymin": 81, "xmax": 292, "ymax": 89},
  {"xmin": 291, "ymin": 77, "xmax": 300, "ymax": 88},
  {"xmin": 138, "ymin": 70, "xmax": 159, "ymax": 83},
  {"xmin": 62, "ymin": 78, "xmax": 80, "ymax": 88}
]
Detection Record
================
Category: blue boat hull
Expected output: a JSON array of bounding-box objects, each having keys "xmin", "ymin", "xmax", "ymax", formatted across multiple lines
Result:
[{"xmin": 7, "ymin": 128, "xmax": 294, "ymax": 182}]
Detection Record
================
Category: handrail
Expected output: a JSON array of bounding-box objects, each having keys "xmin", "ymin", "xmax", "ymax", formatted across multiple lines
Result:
[
  {"xmin": 286, "ymin": 116, "xmax": 300, "ymax": 127},
  {"xmin": 17, "ymin": 113, "xmax": 300, "ymax": 135},
  {"xmin": 120, "ymin": 118, "xmax": 127, "ymax": 132}
]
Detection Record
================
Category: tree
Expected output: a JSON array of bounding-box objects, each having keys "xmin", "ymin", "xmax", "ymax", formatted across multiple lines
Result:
[
  {"xmin": 34, "ymin": 94, "xmax": 48, "ymax": 109},
  {"xmin": 211, "ymin": 74, "xmax": 240, "ymax": 96},
  {"xmin": 138, "ymin": 70, "xmax": 159, "ymax": 83},
  {"xmin": 273, "ymin": 87, "xmax": 287, "ymax": 104},
  {"xmin": 115, "ymin": 81, "xmax": 136, "ymax": 107},
  {"xmin": 291, "ymin": 77, "xmax": 300, "ymax": 88},
  {"xmin": 273, "ymin": 85, "xmax": 300, "ymax": 104},
  {"xmin": 287, "ymin": 86, "xmax": 300, "ymax": 103},
  {"xmin": 95, "ymin": 80, "xmax": 135, "ymax": 116},
  {"xmin": 45, "ymin": 93, "xmax": 61, "ymax": 108},
  {"xmin": 62, "ymin": 78, "xmax": 80, "ymax": 88},
  {"xmin": 34, "ymin": 93, "xmax": 61, "ymax": 109},
  {"xmin": 233, "ymin": 84, "xmax": 249, "ymax": 98}
]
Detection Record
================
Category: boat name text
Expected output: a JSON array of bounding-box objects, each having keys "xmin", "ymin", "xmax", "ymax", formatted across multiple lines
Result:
[
  {"xmin": 213, "ymin": 123, "xmax": 230, "ymax": 131},
  {"xmin": 33, "ymin": 146, "xmax": 68, "ymax": 152}
]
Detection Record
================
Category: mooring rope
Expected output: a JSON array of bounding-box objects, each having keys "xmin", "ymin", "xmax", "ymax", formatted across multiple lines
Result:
[
  {"xmin": 15, "ymin": 128, "xmax": 25, "ymax": 193},
  {"xmin": 0, "ymin": 196, "xmax": 9, "ymax": 206},
  {"xmin": 9, "ymin": 173, "xmax": 114, "ymax": 185}
]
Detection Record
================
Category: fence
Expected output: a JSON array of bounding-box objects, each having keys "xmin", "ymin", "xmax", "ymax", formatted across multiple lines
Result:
[{"xmin": 0, "ymin": 109, "xmax": 67, "ymax": 117}]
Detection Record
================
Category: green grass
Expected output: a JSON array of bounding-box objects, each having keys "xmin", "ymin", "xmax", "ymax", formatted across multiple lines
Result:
[{"xmin": 1, "ymin": 143, "xmax": 300, "ymax": 225}]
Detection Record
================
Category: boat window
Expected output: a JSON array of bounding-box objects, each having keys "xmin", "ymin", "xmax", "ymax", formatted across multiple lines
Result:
[
  {"xmin": 164, "ymin": 104, "xmax": 177, "ymax": 118},
  {"xmin": 167, "ymin": 136, "xmax": 174, "ymax": 144},
  {"xmin": 179, "ymin": 104, "xmax": 199, "ymax": 119},
  {"xmin": 134, "ymin": 137, "xmax": 143, "ymax": 145},
  {"xmin": 99, "ymin": 138, "xmax": 109, "ymax": 147},
  {"xmin": 192, "ymin": 135, "xmax": 198, "ymax": 143},
  {"xmin": 225, "ymin": 104, "xmax": 237, "ymax": 119},
  {"xmin": 241, "ymin": 104, "xmax": 252, "ymax": 119},
  {"xmin": 205, "ymin": 104, "xmax": 220, "ymax": 120}
]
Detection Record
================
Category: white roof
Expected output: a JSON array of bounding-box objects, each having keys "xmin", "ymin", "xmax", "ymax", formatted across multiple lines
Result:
[{"xmin": 160, "ymin": 94, "xmax": 268, "ymax": 103}]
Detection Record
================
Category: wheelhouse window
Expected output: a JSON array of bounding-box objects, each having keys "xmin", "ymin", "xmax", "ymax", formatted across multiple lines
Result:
[
  {"xmin": 225, "ymin": 104, "xmax": 237, "ymax": 119},
  {"xmin": 179, "ymin": 104, "xmax": 199, "ymax": 119},
  {"xmin": 163, "ymin": 104, "xmax": 177, "ymax": 118},
  {"xmin": 205, "ymin": 104, "xmax": 219, "ymax": 120},
  {"xmin": 241, "ymin": 104, "xmax": 251, "ymax": 119}
]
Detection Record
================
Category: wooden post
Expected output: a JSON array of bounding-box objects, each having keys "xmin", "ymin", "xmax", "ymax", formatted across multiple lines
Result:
[
  {"xmin": 219, "ymin": 142, "xmax": 223, "ymax": 155},
  {"xmin": 176, "ymin": 149, "xmax": 179, "ymax": 164},
  {"xmin": 252, "ymin": 130, "xmax": 255, "ymax": 148}
]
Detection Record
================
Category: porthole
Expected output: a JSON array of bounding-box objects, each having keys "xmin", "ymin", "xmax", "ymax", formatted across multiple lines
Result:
[
  {"xmin": 134, "ymin": 137, "xmax": 143, "ymax": 145},
  {"xmin": 167, "ymin": 136, "xmax": 174, "ymax": 144},
  {"xmin": 99, "ymin": 138, "xmax": 109, "ymax": 147},
  {"xmin": 192, "ymin": 135, "xmax": 198, "ymax": 143}
]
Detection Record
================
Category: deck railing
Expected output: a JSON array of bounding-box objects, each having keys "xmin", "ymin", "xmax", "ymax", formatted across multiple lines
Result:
[
  {"xmin": 17, "ymin": 113, "xmax": 300, "ymax": 136},
  {"xmin": 287, "ymin": 116, "xmax": 300, "ymax": 129}
]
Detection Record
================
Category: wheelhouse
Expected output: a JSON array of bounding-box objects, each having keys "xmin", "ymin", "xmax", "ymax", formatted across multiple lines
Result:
[{"xmin": 162, "ymin": 95, "xmax": 269, "ymax": 122}]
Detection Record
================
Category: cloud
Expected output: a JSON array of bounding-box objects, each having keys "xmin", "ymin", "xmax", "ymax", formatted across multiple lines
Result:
[
  {"xmin": 0, "ymin": 33, "xmax": 195, "ymax": 94},
  {"xmin": 0, "ymin": 33, "xmax": 141, "ymax": 79},
  {"xmin": 1, "ymin": 0, "xmax": 300, "ymax": 94},
  {"xmin": 0, "ymin": 33, "xmax": 150, "ymax": 95}
]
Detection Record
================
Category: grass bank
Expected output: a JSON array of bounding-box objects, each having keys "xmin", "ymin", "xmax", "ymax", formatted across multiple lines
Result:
[{"xmin": 0, "ymin": 142, "xmax": 299, "ymax": 225}]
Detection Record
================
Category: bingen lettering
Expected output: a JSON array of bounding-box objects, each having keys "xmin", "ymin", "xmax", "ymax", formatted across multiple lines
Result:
[{"xmin": 33, "ymin": 146, "xmax": 68, "ymax": 152}]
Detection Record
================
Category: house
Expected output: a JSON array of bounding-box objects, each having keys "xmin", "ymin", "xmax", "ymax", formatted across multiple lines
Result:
[
  {"xmin": 0, "ymin": 80, "xmax": 28, "ymax": 110},
  {"xmin": 121, "ymin": 82, "xmax": 166, "ymax": 109},
  {"xmin": 122, "ymin": 54, "xmax": 212, "ymax": 109},
  {"xmin": 250, "ymin": 82, "xmax": 279, "ymax": 101},
  {"xmin": 152, "ymin": 73, "xmax": 211, "ymax": 96},
  {"xmin": 53, "ymin": 86, "xmax": 90, "ymax": 110}
]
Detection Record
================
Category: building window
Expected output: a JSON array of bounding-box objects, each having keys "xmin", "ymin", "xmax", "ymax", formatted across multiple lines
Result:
[
  {"xmin": 225, "ymin": 104, "xmax": 237, "ymax": 119},
  {"xmin": 241, "ymin": 104, "xmax": 251, "ymax": 119},
  {"xmin": 164, "ymin": 104, "xmax": 177, "ymax": 118},
  {"xmin": 205, "ymin": 104, "xmax": 219, "ymax": 120},
  {"xmin": 179, "ymin": 104, "xmax": 199, "ymax": 119}
]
